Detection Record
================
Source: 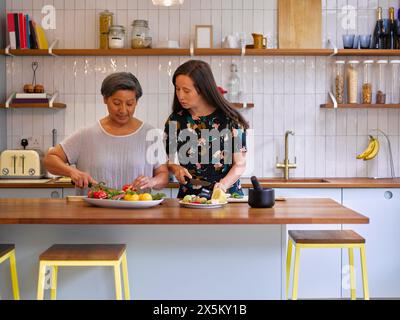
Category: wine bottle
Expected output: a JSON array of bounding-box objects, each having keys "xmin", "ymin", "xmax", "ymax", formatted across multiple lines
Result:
[
  {"xmin": 387, "ymin": 7, "xmax": 398, "ymax": 49},
  {"xmin": 372, "ymin": 7, "xmax": 386, "ymax": 49}
]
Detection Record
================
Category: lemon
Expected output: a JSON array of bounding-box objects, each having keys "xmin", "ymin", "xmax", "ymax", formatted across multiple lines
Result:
[
  {"xmin": 139, "ymin": 193, "xmax": 153, "ymax": 201},
  {"xmin": 124, "ymin": 194, "xmax": 139, "ymax": 201},
  {"xmin": 211, "ymin": 188, "xmax": 227, "ymax": 204}
]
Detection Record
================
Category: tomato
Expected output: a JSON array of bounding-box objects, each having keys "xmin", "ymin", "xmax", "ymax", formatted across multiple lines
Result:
[
  {"xmin": 122, "ymin": 184, "xmax": 137, "ymax": 192},
  {"xmin": 92, "ymin": 190, "xmax": 108, "ymax": 199}
]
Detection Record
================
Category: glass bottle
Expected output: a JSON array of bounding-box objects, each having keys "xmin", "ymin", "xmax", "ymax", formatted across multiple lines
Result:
[
  {"xmin": 99, "ymin": 10, "xmax": 114, "ymax": 49},
  {"xmin": 334, "ymin": 60, "xmax": 345, "ymax": 104},
  {"xmin": 226, "ymin": 63, "xmax": 241, "ymax": 103},
  {"xmin": 108, "ymin": 25, "xmax": 126, "ymax": 49},
  {"xmin": 362, "ymin": 60, "xmax": 373, "ymax": 104},
  {"xmin": 347, "ymin": 60, "xmax": 359, "ymax": 104},
  {"xmin": 377, "ymin": 60, "xmax": 388, "ymax": 104},
  {"xmin": 131, "ymin": 20, "xmax": 151, "ymax": 48},
  {"xmin": 390, "ymin": 60, "xmax": 400, "ymax": 103}
]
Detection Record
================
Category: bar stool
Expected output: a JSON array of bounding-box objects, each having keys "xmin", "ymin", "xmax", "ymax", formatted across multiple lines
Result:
[
  {"xmin": 37, "ymin": 244, "xmax": 130, "ymax": 300},
  {"xmin": 0, "ymin": 244, "xmax": 20, "ymax": 300},
  {"xmin": 286, "ymin": 230, "xmax": 369, "ymax": 300}
]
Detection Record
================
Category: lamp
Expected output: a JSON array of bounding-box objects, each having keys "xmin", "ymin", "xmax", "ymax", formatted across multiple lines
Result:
[{"xmin": 152, "ymin": 0, "xmax": 184, "ymax": 6}]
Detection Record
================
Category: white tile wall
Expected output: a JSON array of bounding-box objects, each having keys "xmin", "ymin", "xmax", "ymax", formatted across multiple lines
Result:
[{"xmin": 4, "ymin": 0, "xmax": 400, "ymax": 178}]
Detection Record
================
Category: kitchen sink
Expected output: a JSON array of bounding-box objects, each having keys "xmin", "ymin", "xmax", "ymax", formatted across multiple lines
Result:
[{"xmin": 257, "ymin": 178, "xmax": 330, "ymax": 183}]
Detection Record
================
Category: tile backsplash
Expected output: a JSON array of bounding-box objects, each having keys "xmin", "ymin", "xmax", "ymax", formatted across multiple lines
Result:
[{"xmin": 3, "ymin": 0, "xmax": 400, "ymax": 178}]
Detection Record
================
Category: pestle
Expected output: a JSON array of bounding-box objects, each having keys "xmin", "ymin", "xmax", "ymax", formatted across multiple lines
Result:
[{"xmin": 251, "ymin": 176, "xmax": 263, "ymax": 190}]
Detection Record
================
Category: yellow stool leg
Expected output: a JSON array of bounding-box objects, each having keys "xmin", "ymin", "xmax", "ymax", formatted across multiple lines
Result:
[
  {"xmin": 9, "ymin": 250, "xmax": 20, "ymax": 300},
  {"xmin": 285, "ymin": 239, "xmax": 293, "ymax": 300},
  {"xmin": 121, "ymin": 253, "xmax": 130, "ymax": 300},
  {"xmin": 113, "ymin": 262, "xmax": 122, "ymax": 300},
  {"xmin": 50, "ymin": 266, "xmax": 58, "ymax": 300},
  {"xmin": 37, "ymin": 262, "xmax": 47, "ymax": 300},
  {"xmin": 292, "ymin": 245, "xmax": 301, "ymax": 300},
  {"xmin": 348, "ymin": 248, "xmax": 356, "ymax": 300},
  {"xmin": 360, "ymin": 245, "xmax": 370, "ymax": 300}
]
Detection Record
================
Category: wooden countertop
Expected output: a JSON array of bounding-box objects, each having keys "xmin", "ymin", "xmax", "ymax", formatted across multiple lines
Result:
[
  {"xmin": 0, "ymin": 198, "xmax": 369, "ymax": 225},
  {"xmin": 1, "ymin": 178, "xmax": 400, "ymax": 189}
]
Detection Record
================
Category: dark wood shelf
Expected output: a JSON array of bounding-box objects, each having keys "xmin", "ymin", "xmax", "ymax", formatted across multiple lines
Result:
[
  {"xmin": 321, "ymin": 103, "xmax": 400, "ymax": 109},
  {"xmin": 231, "ymin": 103, "xmax": 254, "ymax": 109},
  {"xmin": 336, "ymin": 49, "xmax": 400, "ymax": 56},
  {"xmin": 0, "ymin": 102, "xmax": 66, "ymax": 109}
]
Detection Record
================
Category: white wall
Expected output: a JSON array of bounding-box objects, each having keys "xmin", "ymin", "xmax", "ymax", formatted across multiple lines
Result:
[
  {"xmin": 4, "ymin": 0, "xmax": 400, "ymax": 178},
  {"xmin": 0, "ymin": 0, "xmax": 6, "ymax": 151}
]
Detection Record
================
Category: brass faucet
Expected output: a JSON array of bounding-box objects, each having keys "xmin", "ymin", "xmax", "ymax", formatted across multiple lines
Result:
[{"xmin": 276, "ymin": 131, "xmax": 297, "ymax": 180}]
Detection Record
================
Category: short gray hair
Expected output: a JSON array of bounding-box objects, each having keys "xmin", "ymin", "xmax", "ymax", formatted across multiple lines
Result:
[{"xmin": 101, "ymin": 72, "xmax": 143, "ymax": 99}]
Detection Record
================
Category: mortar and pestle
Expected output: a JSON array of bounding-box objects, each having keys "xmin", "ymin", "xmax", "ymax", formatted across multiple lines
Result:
[{"xmin": 248, "ymin": 176, "xmax": 275, "ymax": 208}]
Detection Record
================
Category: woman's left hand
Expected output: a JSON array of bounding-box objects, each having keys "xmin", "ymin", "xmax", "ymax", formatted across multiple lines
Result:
[
  {"xmin": 132, "ymin": 176, "xmax": 155, "ymax": 190},
  {"xmin": 213, "ymin": 182, "xmax": 227, "ymax": 193}
]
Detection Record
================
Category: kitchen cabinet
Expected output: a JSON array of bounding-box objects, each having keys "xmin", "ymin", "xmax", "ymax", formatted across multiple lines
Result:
[
  {"xmin": 342, "ymin": 188, "xmax": 400, "ymax": 298},
  {"xmin": 0, "ymin": 188, "xmax": 62, "ymax": 198}
]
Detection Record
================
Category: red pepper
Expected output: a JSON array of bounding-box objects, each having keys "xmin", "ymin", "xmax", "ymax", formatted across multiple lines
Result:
[
  {"xmin": 92, "ymin": 190, "xmax": 108, "ymax": 199},
  {"xmin": 122, "ymin": 184, "xmax": 137, "ymax": 192}
]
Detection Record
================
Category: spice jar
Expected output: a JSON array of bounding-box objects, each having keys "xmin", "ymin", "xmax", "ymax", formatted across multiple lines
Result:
[
  {"xmin": 362, "ymin": 60, "xmax": 373, "ymax": 104},
  {"xmin": 347, "ymin": 60, "xmax": 359, "ymax": 104},
  {"xmin": 99, "ymin": 10, "xmax": 114, "ymax": 49},
  {"xmin": 390, "ymin": 60, "xmax": 400, "ymax": 104},
  {"xmin": 108, "ymin": 25, "xmax": 125, "ymax": 49},
  {"xmin": 377, "ymin": 60, "xmax": 388, "ymax": 104},
  {"xmin": 334, "ymin": 61, "xmax": 345, "ymax": 104},
  {"xmin": 131, "ymin": 20, "xmax": 150, "ymax": 48}
]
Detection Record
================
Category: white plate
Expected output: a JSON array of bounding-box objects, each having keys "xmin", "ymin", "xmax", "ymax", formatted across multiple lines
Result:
[
  {"xmin": 227, "ymin": 196, "xmax": 249, "ymax": 203},
  {"xmin": 84, "ymin": 197, "xmax": 164, "ymax": 209},
  {"xmin": 179, "ymin": 201, "xmax": 227, "ymax": 209}
]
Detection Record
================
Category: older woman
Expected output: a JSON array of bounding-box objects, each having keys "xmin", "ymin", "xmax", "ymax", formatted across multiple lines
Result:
[{"xmin": 44, "ymin": 72, "xmax": 168, "ymax": 192}]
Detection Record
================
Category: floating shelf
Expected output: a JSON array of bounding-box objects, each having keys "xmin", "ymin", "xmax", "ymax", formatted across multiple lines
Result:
[
  {"xmin": 231, "ymin": 103, "xmax": 254, "ymax": 109},
  {"xmin": 321, "ymin": 103, "xmax": 400, "ymax": 109},
  {"xmin": 336, "ymin": 49, "xmax": 400, "ymax": 56},
  {"xmin": 0, "ymin": 102, "xmax": 66, "ymax": 109}
]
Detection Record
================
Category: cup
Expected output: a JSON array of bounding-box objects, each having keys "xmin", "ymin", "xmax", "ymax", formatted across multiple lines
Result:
[
  {"xmin": 223, "ymin": 35, "xmax": 240, "ymax": 48},
  {"xmin": 353, "ymin": 35, "xmax": 359, "ymax": 49},
  {"xmin": 360, "ymin": 35, "xmax": 371, "ymax": 49},
  {"xmin": 343, "ymin": 34, "xmax": 355, "ymax": 49},
  {"xmin": 252, "ymin": 33, "xmax": 267, "ymax": 49}
]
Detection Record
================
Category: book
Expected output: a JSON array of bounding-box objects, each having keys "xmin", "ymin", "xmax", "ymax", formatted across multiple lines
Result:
[
  {"xmin": 12, "ymin": 99, "xmax": 49, "ymax": 104},
  {"xmin": 26, "ymin": 15, "xmax": 31, "ymax": 49},
  {"xmin": 14, "ymin": 13, "xmax": 20, "ymax": 49},
  {"xmin": 33, "ymin": 21, "xmax": 48, "ymax": 49},
  {"xmin": 15, "ymin": 93, "xmax": 48, "ymax": 99},
  {"xmin": 18, "ymin": 13, "xmax": 27, "ymax": 49},
  {"xmin": 29, "ymin": 20, "xmax": 38, "ymax": 49},
  {"xmin": 7, "ymin": 13, "xmax": 16, "ymax": 49}
]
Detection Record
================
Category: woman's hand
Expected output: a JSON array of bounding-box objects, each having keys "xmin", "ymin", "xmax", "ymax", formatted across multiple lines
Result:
[
  {"xmin": 169, "ymin": 164, "xmax": 192, "ymax": 185},
  {"xmin": 132, "ymin": 176, "xmax": 156, "ymax": 190},
  {"xmin": 70, "ymin": 168, "xmax": 97, "ymax": 189},
  {"xmin": 214, "ymin": 182, "xmax": 227, "ymax": 193}
]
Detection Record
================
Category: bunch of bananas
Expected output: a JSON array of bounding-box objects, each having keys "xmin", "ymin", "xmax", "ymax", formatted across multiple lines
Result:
[{"xmin": 356, "ymin": 135, "xmax": 380, "ymax": 161}]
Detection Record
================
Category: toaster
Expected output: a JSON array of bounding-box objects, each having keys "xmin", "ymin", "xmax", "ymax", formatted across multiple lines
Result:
[{"xmin": 0, "ymin": 150, "xmax": 44, "ymax": 179}]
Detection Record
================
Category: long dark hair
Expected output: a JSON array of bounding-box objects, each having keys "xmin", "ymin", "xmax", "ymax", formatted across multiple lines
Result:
[{"xmin": 172, "ymin": 60, "xmax": 249, "ymax": 129}]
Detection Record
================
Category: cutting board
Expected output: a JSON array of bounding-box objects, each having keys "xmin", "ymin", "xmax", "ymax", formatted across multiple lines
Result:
[{"xmin": 278, "ymin": 0, "xmax": 322, "ymax": 49}]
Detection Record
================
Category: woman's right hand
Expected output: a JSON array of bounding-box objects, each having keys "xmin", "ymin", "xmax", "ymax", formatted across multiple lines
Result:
[
  {"xmin": 170, "ymin": 164, "xmax": 192, "ymax": 185},
  {"xmin": 70, "ymin": 168, "xmax": 97, "ymax": 188}
]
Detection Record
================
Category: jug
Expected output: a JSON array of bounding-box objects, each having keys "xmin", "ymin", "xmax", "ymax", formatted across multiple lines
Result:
[{"xmin": 252, "ymin": 33, "xmax": 267, "ymax": 49}]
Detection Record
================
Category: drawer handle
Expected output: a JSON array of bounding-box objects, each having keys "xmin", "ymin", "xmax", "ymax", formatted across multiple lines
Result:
[{"xmin": 51, "ymin": 191, "xmax": 60, "ymax": 199}]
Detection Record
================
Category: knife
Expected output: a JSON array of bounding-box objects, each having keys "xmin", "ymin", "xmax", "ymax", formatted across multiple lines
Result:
[{"xmin": 185, "ymin": 177, "xmax": 212, "ymax": 187}]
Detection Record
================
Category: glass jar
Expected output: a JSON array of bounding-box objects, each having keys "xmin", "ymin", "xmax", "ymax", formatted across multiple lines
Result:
[
  {"xmin": 347, "ymin": 60, "xmax": 359, "ymax": 104},
  {"xmin": 108, "ymin": 25, "xmax": 125, "ymax": 49},
  {"xmin": 226, "ymin": 63, "xmax": 241, "ymax": 102},
  {"xmin": 131, "ymin": 20, "xmax": 151, "ymax": 48},
  {"xmin": 362, "ymin": 60, "xmax": 373, "ymax": 104},
  {"xmin": 334, "ymin": 60, "xmax": 345, "ymax": 104},
  {"xmin": 377, "ymin": 60, "xmax": 388, "ymax": 104},
  {"xmin": 99, "ymin": 10, "xmax": 114, "ymax": 34},
  {"xmin": 390, "ymin": 60, "xmax": 400, "ymax": 104}
]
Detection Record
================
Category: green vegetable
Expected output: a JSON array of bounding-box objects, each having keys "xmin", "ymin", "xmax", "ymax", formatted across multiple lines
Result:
[
  {"xmin": 231, "ymin": 193, "xmax": 244, "ymax": 199},
  {"xmin": 152, "ymin": 193, "xmax": 167, "ymax": 201}
]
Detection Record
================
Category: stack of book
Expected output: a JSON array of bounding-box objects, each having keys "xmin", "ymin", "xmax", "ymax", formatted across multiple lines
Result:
[
  {"xmin": 12, "ymin": 93, "xmax": 50, "ymax": 105},
  {"xmin": 7, "ymin": 13, "xmax": 49, "ymax": 50}
]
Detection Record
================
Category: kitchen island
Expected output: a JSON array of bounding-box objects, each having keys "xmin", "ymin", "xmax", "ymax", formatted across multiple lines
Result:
[{"xmin": 0, "ymin": 198, "xmax": 368, "ymax": 300}]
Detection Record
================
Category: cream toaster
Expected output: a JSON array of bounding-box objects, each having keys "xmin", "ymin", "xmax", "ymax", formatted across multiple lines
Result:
[{"xmin": 0, "ymin": 150, "xmax": 44, "ymax": 179}]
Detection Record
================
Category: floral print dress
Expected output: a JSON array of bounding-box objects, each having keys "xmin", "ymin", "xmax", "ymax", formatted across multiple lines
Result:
[{"xmin": 164, "ymin": 109, "xmax": 247, "ymax": 198}]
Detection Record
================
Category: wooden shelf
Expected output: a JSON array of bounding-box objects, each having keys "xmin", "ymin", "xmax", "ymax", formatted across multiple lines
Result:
[
  {"xmin": 336, "ymin": 49, "xmax": 400, "ymax": 56},
  {"xmin": 231, "ymin": 103, "xmax": 254, "ymax": 109},
  {"xmin": 0, "ymin": 102, "xmax": 66, "ymax": 109},
  {"xmin": 321, "ymin": 103, "xmax": 400, "ymax": 109}
]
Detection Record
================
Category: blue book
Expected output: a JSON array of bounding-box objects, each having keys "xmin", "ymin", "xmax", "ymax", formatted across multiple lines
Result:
[{"xmin": 26, "ymin": 14, "xmax": 30, "ymax": 49}]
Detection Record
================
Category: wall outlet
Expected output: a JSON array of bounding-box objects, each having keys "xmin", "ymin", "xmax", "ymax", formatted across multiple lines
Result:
[{"xmin": 26, "ymin": 136, "xmax": 43, "ymax": 151}]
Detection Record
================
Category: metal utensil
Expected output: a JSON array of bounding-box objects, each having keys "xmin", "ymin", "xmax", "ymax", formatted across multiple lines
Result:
[{"xmin": 186, "ymin": 178, "xmax": 212, "ymax": 187}]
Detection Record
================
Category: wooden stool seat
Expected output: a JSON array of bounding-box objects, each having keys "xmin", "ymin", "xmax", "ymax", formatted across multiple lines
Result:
[
  {"xmin": 39, "ymin": 244, "xmax": 126, "ymax": 261},
  {"xmin": 0, "ymin": 244, "xmax": 15, "ymax": 257},
  {"xmin": 0, "ymin": 244, "xmax": 20, "ymax": 300},
  {"xmin": 37, "ymin": 244, "xmax": 130, "ymax": 300},
  {"xmin": 289, "ymin": 230, "xmax": 366, "ymax": 244},
  {"xmin": 286, "ymin": 230, "xmax": 369, "ymax": 300}
]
